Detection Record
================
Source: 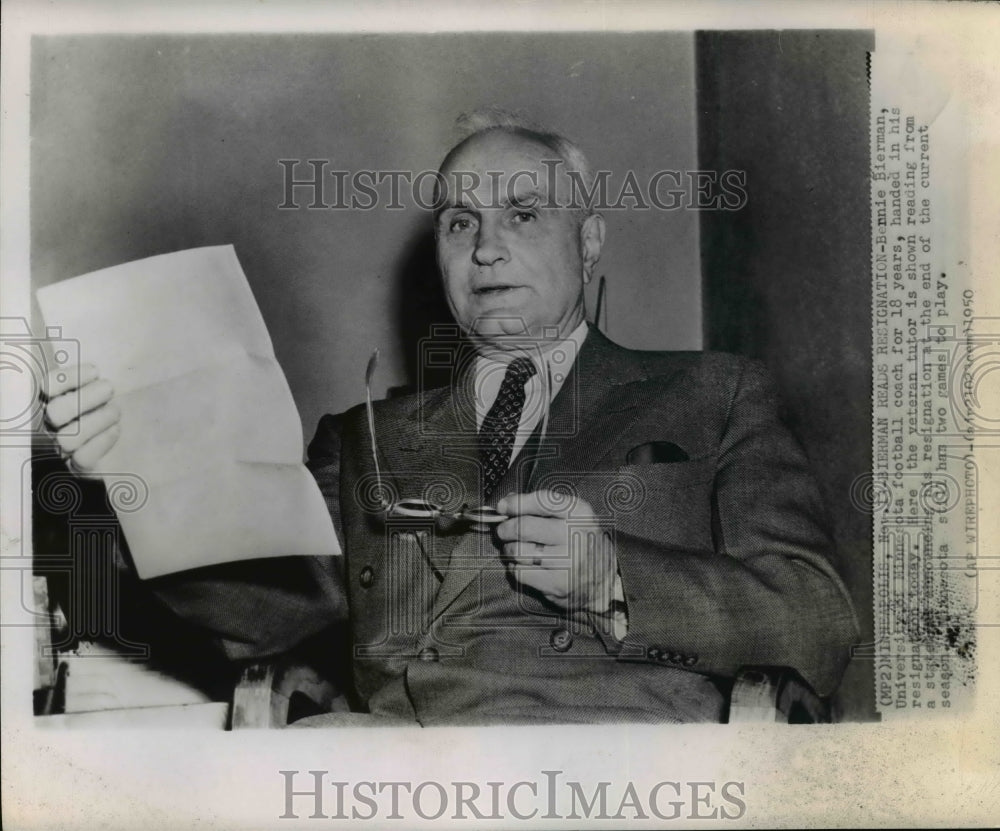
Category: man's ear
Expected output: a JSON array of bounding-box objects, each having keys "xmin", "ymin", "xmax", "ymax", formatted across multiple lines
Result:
[{"xmin": 580, "ymin": 213, "xmax": 606, "ymax": 281}]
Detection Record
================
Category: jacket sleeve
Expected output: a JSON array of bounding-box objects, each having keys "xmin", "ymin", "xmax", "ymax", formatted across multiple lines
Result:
[
  {"xmin": 146, "ymin": 413, "xmax": 349, "ymax": 662},
  {"xmin": 614, "ymin": 360, "xmax": 860, "ymax": 696}
]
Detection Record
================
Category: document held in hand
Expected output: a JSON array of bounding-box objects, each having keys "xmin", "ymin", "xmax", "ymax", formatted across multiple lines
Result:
[{"xmin": 36, "ymin": 245, "xmax": 342, "ymax": 579}]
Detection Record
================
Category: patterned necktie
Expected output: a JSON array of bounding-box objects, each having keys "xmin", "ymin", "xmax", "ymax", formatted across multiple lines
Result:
[{"xmin": 479, "ymin": 357, "xmax": 537, "ymax": 501}]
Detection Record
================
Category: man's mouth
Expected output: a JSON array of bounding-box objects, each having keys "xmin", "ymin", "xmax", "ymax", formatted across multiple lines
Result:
[{"xmin": 473, "ymin": 285, "xmax": 523, "ymax": 296}]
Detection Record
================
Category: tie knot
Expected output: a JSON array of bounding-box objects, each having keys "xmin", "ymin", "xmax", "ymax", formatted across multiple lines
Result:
[{"xmin": 504, "ymin": 357, "xmax": 537, "ymax": 387}]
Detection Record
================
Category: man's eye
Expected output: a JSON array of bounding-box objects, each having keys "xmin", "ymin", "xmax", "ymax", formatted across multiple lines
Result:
[
  {"xmin": 512, "ymin": 210, "xmax": 536, "ymax": 223},
  {"xmin": 449, "ymin": 216, "xmax": 476, "ymax": 233}
]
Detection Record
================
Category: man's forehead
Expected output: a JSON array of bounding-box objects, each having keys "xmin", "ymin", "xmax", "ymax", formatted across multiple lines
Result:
[
  {"xmin": 437, "ymin": 132, "xmax": 570, "ymax": 209},
  {"xmin": 439, "ymin": 173, "xmax": 547, "ymax": 207},
  {"xmin": 440, "ymin": 130, "xmax": 552, "ymax": 175}
]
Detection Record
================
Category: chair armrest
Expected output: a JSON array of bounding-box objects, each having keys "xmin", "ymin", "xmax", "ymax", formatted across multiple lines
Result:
[
  {"xmin": 231, "ymin": 659, "xmax": 347, "ymax": 729},
  {"xmin": 726, "ymin": 666, "xmax": 832, "ymax": 723}
]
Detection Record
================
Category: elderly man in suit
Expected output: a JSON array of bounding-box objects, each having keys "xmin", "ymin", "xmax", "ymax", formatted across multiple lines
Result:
[{"xmin": 43, "ymin": 113, "xmax": 859, "ymax": 724}]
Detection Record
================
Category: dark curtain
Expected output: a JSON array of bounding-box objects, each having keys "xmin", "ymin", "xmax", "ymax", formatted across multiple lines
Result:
[{"xmin": 696, "ymin": 30, "xmax": 875, "ymax": 720}]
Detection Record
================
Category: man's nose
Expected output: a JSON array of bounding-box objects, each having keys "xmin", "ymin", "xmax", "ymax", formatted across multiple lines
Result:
[{"xmin": 472, "ymin": 217, "xmax": 509, "ymax": 267}]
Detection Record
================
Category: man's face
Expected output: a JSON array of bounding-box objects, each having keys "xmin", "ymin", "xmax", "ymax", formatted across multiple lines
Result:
[{"xmin": 435, "ymin": 131, "xmax": 603, "ymax": 348}]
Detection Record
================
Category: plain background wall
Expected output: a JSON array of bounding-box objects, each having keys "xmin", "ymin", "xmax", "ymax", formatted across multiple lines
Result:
[
  {"xmin": 697, "ymin": 30, "xmax": 875, "ymax": 720},
  {"xmin": 31, "ymin": 33, "xmax": 702, "ymax": 438}
]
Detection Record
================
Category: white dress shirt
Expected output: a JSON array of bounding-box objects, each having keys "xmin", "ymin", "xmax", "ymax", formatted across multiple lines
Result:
[{"xmin": 473, "ymin": 319, "xmax": 589, "ymax": 454}]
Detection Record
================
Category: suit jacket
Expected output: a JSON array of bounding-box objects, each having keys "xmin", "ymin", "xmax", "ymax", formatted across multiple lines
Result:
[{"xmin": 151, "ymin": 326, "xmax": 860, "ymax": 724}]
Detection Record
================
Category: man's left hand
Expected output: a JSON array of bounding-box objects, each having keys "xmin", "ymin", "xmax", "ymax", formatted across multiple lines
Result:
[{"xmin": 495, "ymin": 489, "xmax": 616, "ymax": 615}]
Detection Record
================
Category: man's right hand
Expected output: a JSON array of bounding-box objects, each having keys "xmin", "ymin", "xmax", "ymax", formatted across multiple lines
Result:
[{"xmin": 42, "ymin": 363, "xmax": 121, "ymax": 475}]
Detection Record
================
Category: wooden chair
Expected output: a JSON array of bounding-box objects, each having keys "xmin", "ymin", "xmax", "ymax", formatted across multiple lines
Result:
[
  {"xmin": 32, "ymin": 571, "xmax": 829, "ymax": 727},
  {"xmin": 231, "ymin": 659, "xmax": 830, "ymax": 728}
]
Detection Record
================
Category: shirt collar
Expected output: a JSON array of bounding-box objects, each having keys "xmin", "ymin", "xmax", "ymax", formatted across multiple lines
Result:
[{"xmin": 473, "ymin": 320, "xmax": 589, "ymax": 421}]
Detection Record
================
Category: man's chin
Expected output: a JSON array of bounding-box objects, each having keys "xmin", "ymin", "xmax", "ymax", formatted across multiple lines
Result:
[{"xmin": 469, "ymin": 315, "xmax": 533, "ymax": 340}]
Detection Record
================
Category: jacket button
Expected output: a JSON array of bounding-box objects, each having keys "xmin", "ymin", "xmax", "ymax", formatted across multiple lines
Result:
[
  {"xmin": 418, "ymin": 647, "xmax": 439, "ymax": 663},
  {"xmin": 647, "ymin": 647, "xmax": 662, "ymax": 661},
  {"xmin": 549, "ymin": 628, "xmax": 573, "ymax": 653},
  {"xmin": 683, "ymin": 654, "xmax": 698, "ymax": 667},
  {"xmin": 668, "ymin": 652, "xmax": 683, "ymax": 664},
  {"xmin": 359, "ymin": 566, "xmax": 375, "ymax": 588}
]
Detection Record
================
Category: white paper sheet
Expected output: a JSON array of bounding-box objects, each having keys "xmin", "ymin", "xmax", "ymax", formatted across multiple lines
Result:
[{"xmin": 36, "ymin": 245, "xmax": 341, "ymax": 578}]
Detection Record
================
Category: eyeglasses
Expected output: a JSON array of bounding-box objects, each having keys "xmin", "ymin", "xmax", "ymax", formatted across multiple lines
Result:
[{"xmin": 364, "ymin": 347, "xmax": 552, "ymax": 530}]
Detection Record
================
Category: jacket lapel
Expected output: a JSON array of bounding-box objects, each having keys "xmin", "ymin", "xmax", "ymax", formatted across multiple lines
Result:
[{"xmin": 528, "ymin": 326, "xmax": 673, "ymax": 486}]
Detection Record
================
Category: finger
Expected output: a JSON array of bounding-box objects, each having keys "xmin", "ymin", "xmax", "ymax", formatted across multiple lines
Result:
[
  {"xmin": 55, "ymin": 404, "xmax": 121, "ymax": 454},
  {"xmin": 502, "ymin": 547, "xmax": 571, "ymax": 598},
  {"xmin": 495, "ymin": 515, "xmax": 567, "ymax": 546},
  {"xmin": 45, "ymin": 378, "xmax": 115, "ymax": 429},
  {"xmin": 501, "ymin": 541, "xmax": 566, "ymax": 568},
  {"xmin": 496, "ymin": 489, "xmax": 576, "ymax": 519},
  {"xmin": 69, "ymin": 423, "xmax": 122, "ymax": 474},
  {"xmin": 42, "ymin": 363, "xmax": 99, "ymax": 401},
  {"xmin": 500, "ymin": 540, "xmax": 538, "ymax": 564}
]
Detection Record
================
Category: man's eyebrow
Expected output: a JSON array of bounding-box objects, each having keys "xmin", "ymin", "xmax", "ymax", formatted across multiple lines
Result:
[
  {"xmin": 433, "ymin": 187, "xmax": 547, "ymax": 222},
  {"xmin": 433, "ymin": 198, "xmax": 479, "ymax": 222},
  {"xmin": 506, "ymin": 188, "xmax": 544, "ymax": 208}
]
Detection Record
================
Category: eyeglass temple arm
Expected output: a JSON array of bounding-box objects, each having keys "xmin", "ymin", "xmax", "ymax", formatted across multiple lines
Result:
[
  {"xmin": 594, "ymin": 274, "xmax": 607, "ymax": 333},
  {"xmin": 539, "ymin": 358, "xmax": 552, "ymax": 449},
  {"xmin": 364, "ymin": 348, "xmax": 386, "ymax": 505}
]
